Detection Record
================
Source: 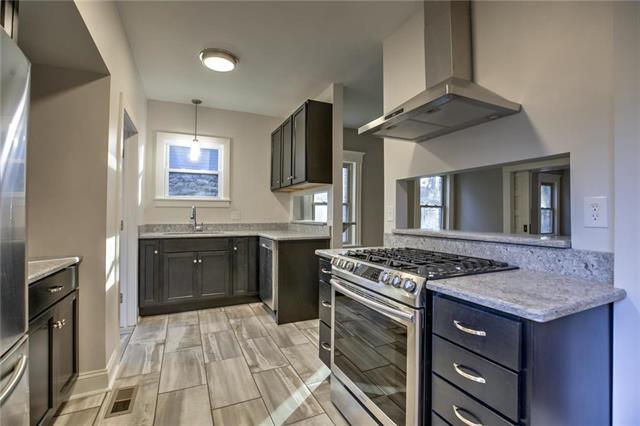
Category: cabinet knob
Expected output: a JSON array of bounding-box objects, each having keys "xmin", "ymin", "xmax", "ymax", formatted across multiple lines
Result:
[
  {"xmin": 154, "ymin": 250, "xmax": 158, "ymax": 254},
  {"xmin": 198, "ymin": 259, "xmax": 203, "ymax": 263},
  {"xmin": 53, "ymin": 320, "xmax": 65, "ymax": 329},
  {"xmin": 193, "ymin": 259, "xmax": 197, "ymax": 264},
  {"xmin": 233, "ymin": 247, "xmax": 237, "ymax": 251}
]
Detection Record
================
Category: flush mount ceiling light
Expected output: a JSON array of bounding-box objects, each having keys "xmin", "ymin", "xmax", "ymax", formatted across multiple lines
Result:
[{"xmin": 199, "ymin": 48, "xmax": 238, "ymax": 72}]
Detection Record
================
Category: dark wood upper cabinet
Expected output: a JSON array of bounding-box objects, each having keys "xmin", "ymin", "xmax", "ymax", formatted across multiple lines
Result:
[
  {"xmin": 270, "ymin": 127, "xmax": 283, "ymax": 190},
  {"xmin": 281, "ymin": 117, "xmax": 293, "ymax": 186},
  {"xmin": 1, "ymin": 0, "xmax": 19, "ymax": 40},
  {"xmin": 271, "ymin": 100, "xmax": 332, "ymax": 191}
]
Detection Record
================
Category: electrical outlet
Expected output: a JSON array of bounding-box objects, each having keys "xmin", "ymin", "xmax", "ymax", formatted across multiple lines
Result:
[{"xmin": 584, "ymin": 196, "xmax": 608, "ymax": 228}]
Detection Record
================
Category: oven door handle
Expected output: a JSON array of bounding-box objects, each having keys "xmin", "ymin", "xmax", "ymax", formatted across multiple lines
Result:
[{"xmin": 330, "ymin": 278, "xmax": 415, "ymax": 323}]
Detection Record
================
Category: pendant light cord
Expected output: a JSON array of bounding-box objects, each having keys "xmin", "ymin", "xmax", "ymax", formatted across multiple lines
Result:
[{"xmin": 194, "ymin": 102, "xmax": 199, "ymax": 142}]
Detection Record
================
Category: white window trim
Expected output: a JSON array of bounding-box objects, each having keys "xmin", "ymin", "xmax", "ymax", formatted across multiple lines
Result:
[
  {"xmin": 343, "ymin": 150, "xmax": 364, "ymax": 247},
  {"xmin": 154, "ymin": 131, "xmax": 231, "ymax": 207}
]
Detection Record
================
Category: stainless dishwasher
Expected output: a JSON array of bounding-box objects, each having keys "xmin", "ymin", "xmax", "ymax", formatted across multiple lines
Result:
[{"xmin": 258, "ymin": 238, "xmax": 278, "ymax": 312}]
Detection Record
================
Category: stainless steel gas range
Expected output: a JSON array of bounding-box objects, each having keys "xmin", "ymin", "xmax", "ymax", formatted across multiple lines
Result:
[{"xmin": 327, "ymin": 248, "xmax": 516, "ymax": 426}]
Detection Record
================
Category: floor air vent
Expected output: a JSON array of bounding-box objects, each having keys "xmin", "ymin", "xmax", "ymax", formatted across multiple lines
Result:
[{"xmin": 105, "ymin": 386, "xmax": 138, "ymax": 418}]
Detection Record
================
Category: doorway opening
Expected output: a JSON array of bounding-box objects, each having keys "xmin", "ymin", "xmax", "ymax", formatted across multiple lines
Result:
[{"xmin": 118, "ymin": 110, "xmax": 138, "ymax": 354}]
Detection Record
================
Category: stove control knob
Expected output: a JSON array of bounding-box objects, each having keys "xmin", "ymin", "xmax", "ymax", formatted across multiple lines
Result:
[
  {"xmin": 403, "ymin": 279, "xmax": 417, "ymax": 292},
  {"xmin": 337, "ymin": 260, "xmax": 345, "ymax": 268},
  {"xmin": 380, "ymin": 272, "xmax": 391, "ymax": 284},
  {"xmin": 345, "ymin": 262, "xmax": 355, "ymax": 272},
  {"xmin": 391, "ymin": 276, "xmax": 403, "ymax": 288},
  {"xmin": 331, "ymin": 258, "xmax": 338, "ymax": 266}
]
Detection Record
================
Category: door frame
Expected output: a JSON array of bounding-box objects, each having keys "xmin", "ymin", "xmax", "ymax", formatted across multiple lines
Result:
[{"xmin": 118, "ymin": 109, "xmax": 139, "ymax": 328}]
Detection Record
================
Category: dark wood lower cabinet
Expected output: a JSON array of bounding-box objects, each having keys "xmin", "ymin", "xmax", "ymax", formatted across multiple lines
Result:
[
  {"xmin": 139, "ymin": 237, "xmax": 258, "ymax": 315},
  {"xmin": 28, "ymin": 267, "xmax": 79, "ymax": 426}
]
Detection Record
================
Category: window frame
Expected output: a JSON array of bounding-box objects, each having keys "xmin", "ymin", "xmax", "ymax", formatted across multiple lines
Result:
[
  {"xmin": 342, "ymin": 151, "xmax": 364, "ymax": 247},
  {"xmin": 155, "ymin": 132, "xmax": 231, "ymax": 206},
  {"xmin": 418, "ymin": 175, "xmax": 446, "ymax": 231}
]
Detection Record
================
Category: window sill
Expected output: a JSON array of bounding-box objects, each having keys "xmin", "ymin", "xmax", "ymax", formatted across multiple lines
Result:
[{"xmin": 154, "ymin": 197, "xmax": 231, "ymax": 208}]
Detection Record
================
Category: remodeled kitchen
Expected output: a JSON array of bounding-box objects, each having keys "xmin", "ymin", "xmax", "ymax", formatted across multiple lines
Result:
[{"xmin": 1, "ymin": 1, "xmax": 638, "ymax": 425}]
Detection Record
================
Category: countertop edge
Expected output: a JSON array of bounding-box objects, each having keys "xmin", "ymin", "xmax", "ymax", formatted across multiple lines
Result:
[
  {"xmin": 426, "ymin": 283, "xmax": 626, "ymax": 322},
  {"xmin": 392, "ymin": 229, "xmax": 572, "ymax": 249},
  {"xmin": 28, "ymin": 256, "xmax": 82, "ymax": 284},
  {"xmin": 139, "ymin": 231, "xmax": 331, "ymax": 241}
]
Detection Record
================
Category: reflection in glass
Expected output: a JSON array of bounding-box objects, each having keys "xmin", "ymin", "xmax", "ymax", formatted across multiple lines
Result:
[{"xmin": 334, "ymin": 291, "xmax": 407, "ymax": 425}]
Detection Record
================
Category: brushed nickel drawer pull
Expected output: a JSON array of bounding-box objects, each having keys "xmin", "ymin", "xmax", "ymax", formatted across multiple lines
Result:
[
  {"xmin": 452, "ymin": 405, "xmax": 483, "ymax": 426},
  {"xmin": 321, "ymin": 268, "xmax": 332, "ymax": 274},
  {"xmin": 453, "ymin": 363, "xmax": 486, "ymax": 384},
  {"xmin": 321, "ymin": 300, "xmax": 332, "ymax": 308},
  {"xmin": 47, "ymin": 285, "xmax": 64, "ymax": 293},
  {"xmin": 320, "ymin": 342, "xmax": 331, "ymax": 351},
  {"xmin": 453, "ymin": 320, "xmax": 487, "ymax": 337}
]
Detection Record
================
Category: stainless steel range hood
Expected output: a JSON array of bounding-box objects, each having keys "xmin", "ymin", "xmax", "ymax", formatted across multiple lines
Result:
[{"xmin": 359, "ymin": 0, "xmax": 521, "ymax": 142}]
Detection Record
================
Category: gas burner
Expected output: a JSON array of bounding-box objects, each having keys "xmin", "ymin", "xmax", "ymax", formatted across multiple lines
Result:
[{"xmin": 343, "ymin": 247, "xmax": 516, "ymax": 280}]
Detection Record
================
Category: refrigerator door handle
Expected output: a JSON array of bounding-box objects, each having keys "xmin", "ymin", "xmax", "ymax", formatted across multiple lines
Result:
[{"xmin": 0, "ymin": 354, "xmax": 27, "ymax": 406}]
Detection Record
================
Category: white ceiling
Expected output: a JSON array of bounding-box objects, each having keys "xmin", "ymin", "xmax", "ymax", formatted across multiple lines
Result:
[{"xmin": 116, "ymin": 1, "xmax": 420, "ymax": 128}]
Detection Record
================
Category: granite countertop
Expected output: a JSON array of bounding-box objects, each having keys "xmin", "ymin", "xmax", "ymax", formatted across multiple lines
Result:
[
  {"xmin": 392, "ymin": 228, "xmax": 572, "ymax": 249},
  {"xmin": 139, "ymin": 230, "xmax": 331, "ymax": 241},
  {"xmin": 27, "ymin": 256, "xmax": 82, "ymax": 284},
  {"xmin": 315, "ymin": 248, "xmax": 625, "ymax": 322}
]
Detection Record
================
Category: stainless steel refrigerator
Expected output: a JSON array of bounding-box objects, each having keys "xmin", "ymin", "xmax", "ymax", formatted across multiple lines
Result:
[{"xmin": 0, "ymin": 28, "xmax": 30, "ymax": 425}]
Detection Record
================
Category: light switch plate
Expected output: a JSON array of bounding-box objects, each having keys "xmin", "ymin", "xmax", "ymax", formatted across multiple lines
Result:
[{"xmin": 584, "ymin": 196, "xmax": 608, "ymax": 228}]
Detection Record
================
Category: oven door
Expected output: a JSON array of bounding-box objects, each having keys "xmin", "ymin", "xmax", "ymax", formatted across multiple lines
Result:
[{"xmin": 330, "ymin": 277, "xmax": 422, "ymax": 426}]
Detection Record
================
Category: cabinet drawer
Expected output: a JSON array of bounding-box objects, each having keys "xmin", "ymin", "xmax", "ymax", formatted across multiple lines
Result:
[
  {"xmin": 318, "ymin": 258, "xmax": 332, "ymax": 283},
  {"xmin": 29, "ymin": 267, "xmax": 76, "ymax": 320},
  {"xmin": 433, "ymin": 336, "xmax": 520, "ymax": 421},
  {"xmin": 319, "ymin": 320, "xmax": 331, "ymax": 367},
  {"xmin": 433, "ymin": 296, "xmax": 522, "ymax": 370},
  {"xmin": 163, "ymin": 238, "xmax": 229, "ymax": 253},
  {"xmin": 319, "ymin": 280, "xmax": 331, "ymax": 325},
  {"xmin": 432, "ymin": 374, "xmax": 515, "ymax": 426}
]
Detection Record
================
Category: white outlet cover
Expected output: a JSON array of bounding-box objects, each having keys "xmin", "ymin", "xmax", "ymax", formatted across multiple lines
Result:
[{"xmin": 584, "ymin": 196, "xmax": 608, "ymax": 228}]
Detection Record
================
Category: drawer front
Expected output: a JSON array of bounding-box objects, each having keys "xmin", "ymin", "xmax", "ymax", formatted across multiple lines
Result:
[
  {"xmin": 433, "ymin": 336, "xmax": 520, "ymax": 421},
  {"xmin": 163, "ymin": 238, "xmax": 230, "ymax": 253},
  {"xmin": 432, "ymin": 374, "xmax": 515, "ymax": 426},
  {"xmin": 318, "ymin": 258, "xmax": 332, "ymax": 283},
  {"xmin": 29, "ymin": 267, "xmax": 76, "ymax": 320},
  {"xmin": 319, "ymin": 320, "xmax": 331, "ymax": 367},
  {"xmin": 318, "ymin": 280, "xmax": 332, "ymax": 325},
  {"xmin": 433, "ymin": 296, "xmax": 522, "ymax": 370}
]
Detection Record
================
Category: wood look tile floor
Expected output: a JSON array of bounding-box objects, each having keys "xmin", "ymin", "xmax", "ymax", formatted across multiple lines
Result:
[{"xmin": 53, "ymin": 303, "xmax": 347, "ymax": 426}]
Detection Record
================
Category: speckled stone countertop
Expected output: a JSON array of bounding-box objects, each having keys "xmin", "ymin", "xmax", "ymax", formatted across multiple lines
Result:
[
  {"xmin": 140, "ymin": 230, "xmax": 330, "ymax": 241},
  {"xmin": 392, "ymin": 229, "xmax": 571, "ymax": 248},
  {"xmin": 28, "ymin": 257, "xmax": 82, "ymax": 284},
  {"xmin": 315, "ymin": 248, "xmax": 625, "ymax": 322}
]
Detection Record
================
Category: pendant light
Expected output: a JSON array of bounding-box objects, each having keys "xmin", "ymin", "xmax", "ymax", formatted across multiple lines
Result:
[{"xmin": 190, "ymin": 99, "xmax": 202, "ymax": 161}]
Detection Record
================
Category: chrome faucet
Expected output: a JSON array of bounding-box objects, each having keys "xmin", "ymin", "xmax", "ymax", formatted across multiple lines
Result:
[{"xmin": 190, "ymin": 206, "xmax": 203, "ymax": 232}]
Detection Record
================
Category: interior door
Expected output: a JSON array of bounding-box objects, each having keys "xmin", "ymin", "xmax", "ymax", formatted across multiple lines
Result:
[
  {"xmin": 163, "ymin": 252, "xmax": 197, "ymax": 302},
  {"xmin": 199, "ymin": 250, "xmax": 231, "ymax": 298},
  {"xmin": 281, "ymin": 117, "xmax": 293, "ymax": 186},
  {"xmin": 292, "ymin": 105, "xmax": 306, "ymax": 185},
  {"xmin": 270, "ymin": 127, "xmax": 282, "ymax": 189}
]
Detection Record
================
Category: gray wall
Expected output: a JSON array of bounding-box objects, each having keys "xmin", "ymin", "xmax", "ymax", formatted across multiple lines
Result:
[
  {"xmin": 453, "ymin": 168, "xmax": 503, "ymax": 233},
  {"xmin": 344, "ymin": 128, "xmax": 384, "ymax": 246}
]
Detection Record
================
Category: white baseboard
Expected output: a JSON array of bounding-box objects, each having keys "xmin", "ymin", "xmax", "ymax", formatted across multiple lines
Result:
[{"xmin": 67, "ymin": 348, "xmax": 120, "ymax": 400}]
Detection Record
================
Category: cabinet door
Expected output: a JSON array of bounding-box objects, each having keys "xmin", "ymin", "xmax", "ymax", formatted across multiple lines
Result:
[
  {"xmin": 29, "ymin": 311, "xmax": 54, "ymax": 426},
  {"xmin": 232, "ymin": 238, "xmax": 249, "ymax": 296},
  {"xmin": 164, "ymin": 252, "xmax": 197, "ymax": 302},
  {"xmin": 292, "ymin": 104, "xmax": 307, "ymax": 185},
  {"xmin": 52, "ymin": 293, "xmax": 77, "ymax": 402},
  {"xmin": 281, "ymin": 117, "xmax": 293, "ymax": 187},
  {"xmin": 270, "ymin": 127, "xmax": 282, "ymax": 189},
  {"xmin": 139, "ymin": 240, "xmax": 160, "ymax": 307},
  {"xmin": 232, "ymin": 238, "xmax": 258, "ymax": 296},
  {"xmin": 199, "ymin": 250, "xmax": 231, "ymax": 298}
]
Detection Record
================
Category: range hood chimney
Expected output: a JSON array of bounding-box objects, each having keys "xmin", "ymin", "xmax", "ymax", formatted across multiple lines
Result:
[{"xmin": 359, "ymin": 0, "xmax": 521, "ymax": 142}]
